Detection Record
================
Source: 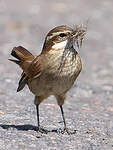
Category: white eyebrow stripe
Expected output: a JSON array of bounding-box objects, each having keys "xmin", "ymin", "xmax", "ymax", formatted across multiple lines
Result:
[
  {"xmin": 52, "ymin": 31, "xmax": 69, "ymax": 35},
  {"xmin": 52, "ymin": 40, "xmax": 68, "ymax": 49},
  {"xmin": 47, "ymin": 31, "xmax": 70, "ymax": 41}
]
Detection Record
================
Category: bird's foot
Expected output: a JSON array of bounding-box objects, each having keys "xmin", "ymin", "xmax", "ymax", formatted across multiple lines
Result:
[
  {"xmin": 57, "ymin": 128, "xmax": 77, "ymax": 135},
  {"xmin": 36, "ymin": 127, "xmax": 48, "ymax": 134}
]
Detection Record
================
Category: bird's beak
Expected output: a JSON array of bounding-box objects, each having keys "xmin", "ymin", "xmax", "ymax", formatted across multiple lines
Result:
[{"xmin": 71, "ymin": 25, "xmax": 87, "ymax": 49}]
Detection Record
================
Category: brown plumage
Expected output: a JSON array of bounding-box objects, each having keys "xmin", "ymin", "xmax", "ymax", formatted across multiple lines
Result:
[{"xmin": 9, "ymin": 25, "xmax": 87, "ymax": 134}]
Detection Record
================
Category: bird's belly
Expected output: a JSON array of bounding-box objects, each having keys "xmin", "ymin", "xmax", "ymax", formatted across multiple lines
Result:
[
  {"xmin": 28, "ymin": 54, "xmax": 82, "ymax": 96},
  {"xmin": 28, "ymin": 74, "xmax": 75, "ymax": 96}
]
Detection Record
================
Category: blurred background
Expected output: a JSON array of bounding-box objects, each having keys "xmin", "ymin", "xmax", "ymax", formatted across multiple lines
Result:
[{"xmin": 0, "ymin": 0, "xmax": 113, "ymax": 149}]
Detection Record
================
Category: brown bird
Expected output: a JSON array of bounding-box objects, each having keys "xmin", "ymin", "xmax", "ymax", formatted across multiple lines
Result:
[{"xmin": 9, "ymin": 25, "xmax": 87, "ymax": 134}]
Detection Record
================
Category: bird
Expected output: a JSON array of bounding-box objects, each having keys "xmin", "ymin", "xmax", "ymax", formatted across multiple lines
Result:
[{"xmin": 9, "ymin": 25, "xmax": 87, "ymax": 134}]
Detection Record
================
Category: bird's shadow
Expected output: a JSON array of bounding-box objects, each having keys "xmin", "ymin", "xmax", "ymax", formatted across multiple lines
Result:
[{"xmin": 0, "ymin": 124, "xmax": 58, "ymax": 133}]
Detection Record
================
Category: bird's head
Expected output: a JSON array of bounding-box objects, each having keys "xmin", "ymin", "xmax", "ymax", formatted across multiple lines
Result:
[{"xmin": 42, "ymin": 25, "xmax": 87, "ymax": 53}]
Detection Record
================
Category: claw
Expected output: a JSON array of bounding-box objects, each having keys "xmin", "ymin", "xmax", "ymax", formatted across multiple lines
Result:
[
  {"xmin": 36, "ymin": 127, "xmax": 48, "ymax": 134},
  {"xmin": 57, "ymin": 128, "xmax": 77, "ymax": 135}
]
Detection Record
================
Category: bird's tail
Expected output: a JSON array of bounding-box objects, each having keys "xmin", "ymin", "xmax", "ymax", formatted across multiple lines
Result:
[{"xmin": 9, "ymin": 46, "xmax": 35, "ymax": 73}]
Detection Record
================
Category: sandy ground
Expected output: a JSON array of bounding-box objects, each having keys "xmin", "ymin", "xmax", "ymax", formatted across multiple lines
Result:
[{"xmin": 0, "ymin": 0, "xmax": 113, "ymax": 149}]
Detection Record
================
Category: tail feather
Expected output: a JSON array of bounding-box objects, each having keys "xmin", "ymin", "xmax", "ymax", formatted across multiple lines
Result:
[
  {"xmin": 8, "ymin": 58, "xmax": 21, "ymax": 65},
  {"xmin": 9, "ymin": 46, "xmax": 35, "ymax": 92},
  {"xmin": 11, "ymin": 49, "xmax": 21, "ymax": 60},
  {"xmin": 9, "ymin": 45, "xmax": 35, "ymax": 75},
  {"xmin": 14, "ymin": 46, "xmax": 33, "ymax": 57},
  {"xmin": 9, "ymin": 46, "xmax": 37, "ymax": 92},
  {"xmin": 11, "ymin": 46, "xmax": 34, "ymax": 61}
]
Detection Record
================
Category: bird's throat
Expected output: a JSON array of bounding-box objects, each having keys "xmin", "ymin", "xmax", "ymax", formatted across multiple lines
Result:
[{"xmin": 52, "ymin": 40, "xmax": 68, "ymax": 49}]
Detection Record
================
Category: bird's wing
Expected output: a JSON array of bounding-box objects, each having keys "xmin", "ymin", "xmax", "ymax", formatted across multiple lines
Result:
[
  {"xmin": 27, "ymin": 55, "xmax": 42, "ymax": 79},
  {"xmin": 17, "ymin": 72, "xmax": 28, "ymax": 92}
]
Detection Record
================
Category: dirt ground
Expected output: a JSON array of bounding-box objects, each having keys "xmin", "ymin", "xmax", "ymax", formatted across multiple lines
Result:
[{"xmin": 0, "ymin": 0, "xmax": 113, "ymax": 149}]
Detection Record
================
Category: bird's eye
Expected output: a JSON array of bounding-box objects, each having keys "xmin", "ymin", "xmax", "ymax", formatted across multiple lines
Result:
[{"xmin": 59, "ymin": 33, "xmax": 67, "ymax": 37}]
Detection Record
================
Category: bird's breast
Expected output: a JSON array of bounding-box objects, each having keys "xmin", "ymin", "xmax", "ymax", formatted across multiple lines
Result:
[
  {"xmin": 45, "ymin": 49, "xmax": 82, "ymax": 78},
  {"xmin": 28, "ymin": 49, "xmax": 82, "ymax": 96}
]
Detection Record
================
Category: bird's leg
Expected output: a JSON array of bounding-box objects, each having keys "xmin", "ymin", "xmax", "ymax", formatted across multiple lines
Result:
[
  {"xmin": 35, "ymin": 104, "xmax": 48, "ymax": 134},
  {"xmin": 56, "ymin": 94, "xmax": 76, "ymax": 134},
  {"xmin": 60, "ymin": 105, "xmax": 67, "ymax": 130},
  {"xmin": 59, "ymin": 105, "xmax": 70, "ymax": 134},
  {"xmin": 35, "ymin": 96, "xmax": 48, "ymax": 134},
  {"xmin": 36, "ymin": 104, "xmax": 40, "ymax": 130},
  {"xmin": 55, "ymin": 94, "xmax": 70, "ymax": 134},
  {"xmin": 59, "ymin": 105, "xmax": 76, "ymax": 135}
]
